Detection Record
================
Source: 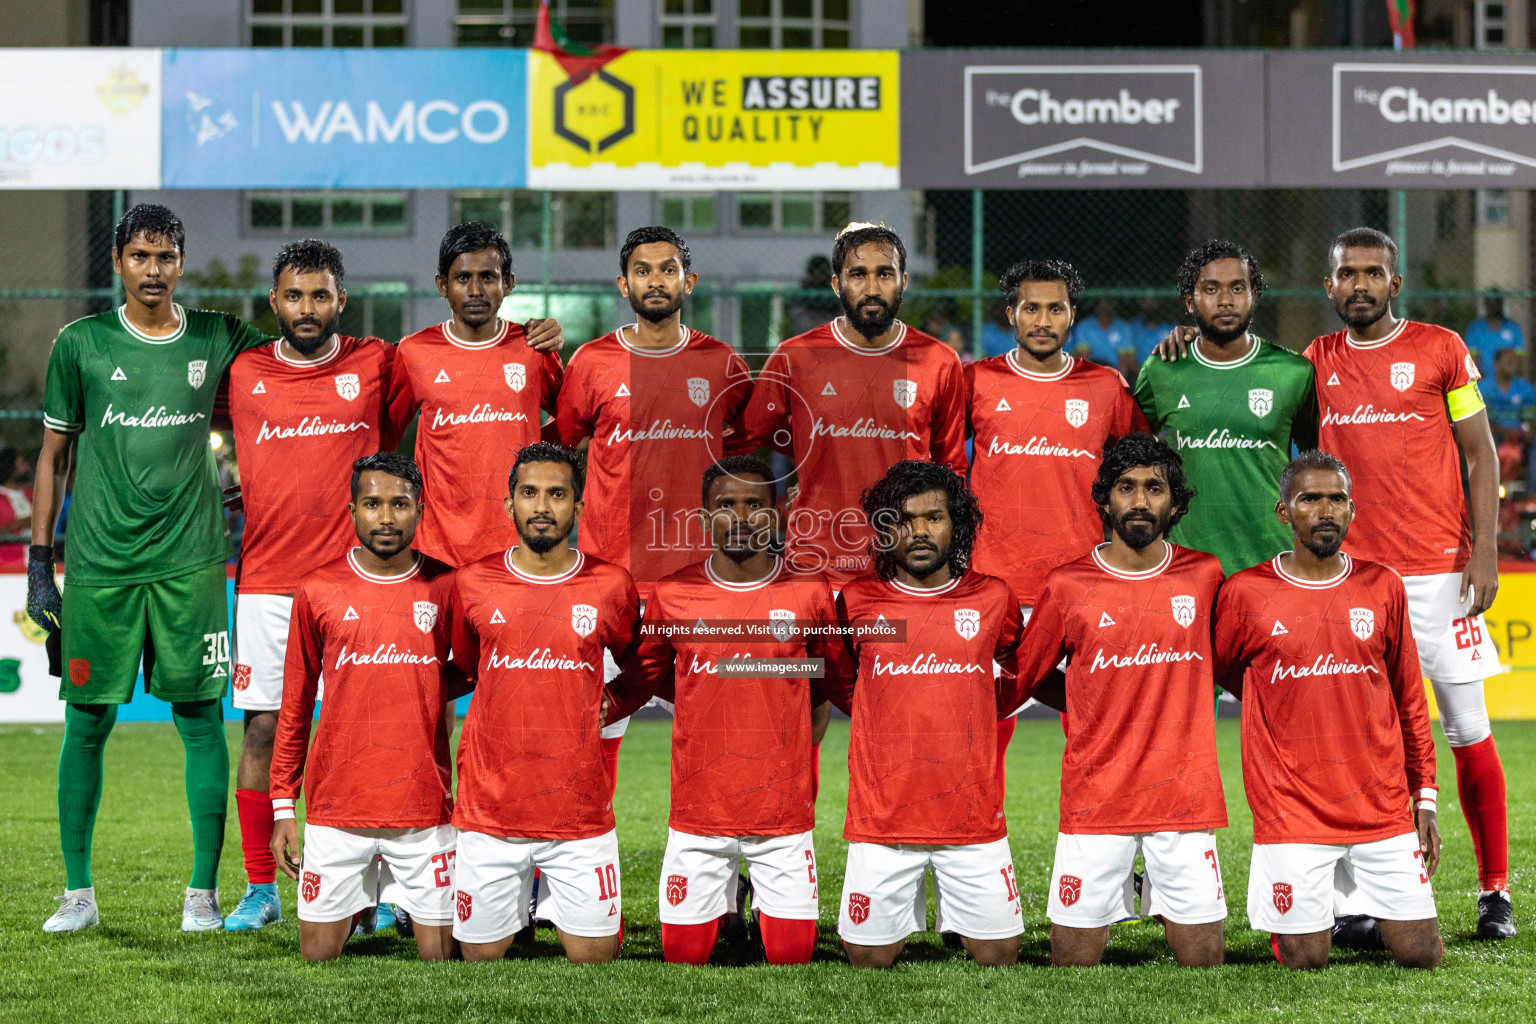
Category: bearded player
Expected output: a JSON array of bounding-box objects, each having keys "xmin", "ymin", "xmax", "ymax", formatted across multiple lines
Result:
[
  {"xmin": 556, "ymin": 226, "xmax": 754, "ymax": 792},
  {"xmin": 1014, "ymin": 433, "xmax": 1227, "ymax": 967},
  {"xmin": 1140, "ymin": 241, "xmax": 1318, "ymax": 575},
  {"xmin": 966, "ymin": 258, "xmax": 1148, "ymax": 778},
  {"xmin": 1306, "ymin": 227, "xmax": 1510, "ymax": 940},
  {"xmin": 823, "ymin": 461, "xmax": 1025, "ymax": 969},
  {"xmin": 1214, "ymin": 451, "xmax": 1442, "ymax": 970},
  {"xmin": 33, "ymin": 204, "xmax": 271, "ymax": 933},
  {"xmin": 221, "ymin": 239, "xmax": 414, "ymax": 932},
  {"xmin": 269, "ymin": 453, "xmax": 459, "ymax": 961},
  {"xmin": 605, "ymin": 455, "xmax": 836, "ymax": 966},
  {"xmin": 449, "ymin": 443, "xmax": 639, "ymax": 963},
  {"xmin": 391, "ymin": 222, "xmax": 565, "ymax": 568}
]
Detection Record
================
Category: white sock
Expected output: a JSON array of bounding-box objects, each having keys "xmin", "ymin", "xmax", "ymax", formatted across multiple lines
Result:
[{"xmin": 64, "ymin": 886, "xmax": 94, "ymax": 900}]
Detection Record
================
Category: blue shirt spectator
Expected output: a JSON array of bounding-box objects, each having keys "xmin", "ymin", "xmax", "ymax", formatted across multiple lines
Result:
[
  {"xmin": 1071, "ymin": 300, "xmax": 1136, "ymax": 366},
  {"xmin": 1484, "ymin": 347, "xmax": 1536, "ymax": 432},
  {"xmin": 1466, "ymin": 299, "xmax": 1524, "ymax": 379},
  {"xmin": 980, "ymin": 320, "xmax": 1015, "ymax": 358}
]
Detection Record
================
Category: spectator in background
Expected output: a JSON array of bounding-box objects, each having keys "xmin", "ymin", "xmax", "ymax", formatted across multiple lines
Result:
[
  {"xmin": 924, "ymin": 299, "xmax": 972, "ymax": 362},
  {"xmin": 0, "ymin": 445, "xmax": 34, "ymax": 571},
  {"xmin": 1071, "ymin": 298, "xmax": 1135, "ymax": 368},
  {"xmin": 1135, "ymin": 297, "xmax": 1179, "ymax": 368},
  {"xmin": 788, "ymin": 255, "xmax": 841, "ymax": 337},
  {"xmin": 1466, "ymin": 294, "xmax": 1524, "ymax": 380},
  {"xmin": 1485, "ymin": 347, "xmax": 1536, "ymax": 436}
]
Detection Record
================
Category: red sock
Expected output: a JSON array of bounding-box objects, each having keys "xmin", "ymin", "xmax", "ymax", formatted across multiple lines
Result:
[
  {"xmin": 601, "ymin": 735, "xmax": 624, "ymax": 802},
  {"xmin": 661, "ymin": 918, "xmax": 719, "ymax": 965},
  {"xmin": 810, "ymin": 744, "xmax": 821, "ymax": 801},
  {"xmin": 236, "ymin": 788, "xmax": 276, "ymax": 885},
  {"xmin": 759, "ymin": 913, "xmax": 816, "ymax": 965},
  {"xmin": 995, "ymin": 716, "xmax": 1017, "ymax": 796},
  {"xmin": 616, "ymin": 914, "xmax": 626, "ymax": 953},
  {"xmin": 1452, "ymin": 735, "xmax": 1509, "ymax": 891},
  {"xmin": 1270, "ymin": 933, "xmax": 1284, "ymax": 965}
]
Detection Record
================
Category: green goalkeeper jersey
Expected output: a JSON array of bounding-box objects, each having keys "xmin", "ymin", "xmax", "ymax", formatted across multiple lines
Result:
[
  {"xmin": 44, "ymin": 305, "xmax": 269, "ymax": 586},
  {"xmin": 1133, "ymin": 336, "xmax": 1318, "ymax": 576}
]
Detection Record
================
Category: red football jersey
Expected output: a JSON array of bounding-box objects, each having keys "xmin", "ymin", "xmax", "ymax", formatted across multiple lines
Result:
[
  {"xmin": 270, "ymin": 551, "xmax": 456, "ymax": 829},
  {"xmin": 966, "ymin": 352, "xmax": 1148, "ymax": 605},
  {"xmin": 450, "ymin": 550, "xmax": 639, "ymax": 840},
  {"xmin": 609, "ymin": 557, "xmax": 839, "ymax": 836},
  {"xmin": 229, "ymin": 336, "xmax": 412, "ymax": 594},
  {"xmin": 392, "ymin": 319, "xmax": 563, "ymax": 567},
  {"xmin": 827, "ymin": 570, "xmax": 1024, "ymax": 845},
  {"xmin": 1214, "ymin": 554, "xmax": 1436, "ymax": 845},
  {"xmin": 555, "ymin": 327, "xmax": 753, "ymax": 596},
  {"xmin": 742, "ymin": 320, "xmax": 969, "ymax": 582},
  {"xmin": 1014, "ymin": 543, "xmax": 1227, "ymax": 835},
  {"xmin": 1306, "ymin": 319, "xmax": 1480, "ymax": 575}
]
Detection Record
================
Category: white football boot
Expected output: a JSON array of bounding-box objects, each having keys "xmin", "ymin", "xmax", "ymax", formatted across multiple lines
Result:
[
  {"xmin": 181, "ymin": 888, "xmax": 224, "ymax": 932},
  {"xmin": 43, "ymin": 888, "xmax": 100, "ymax": 933}
]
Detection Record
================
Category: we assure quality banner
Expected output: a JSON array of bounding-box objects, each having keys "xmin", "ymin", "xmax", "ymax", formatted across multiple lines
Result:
[{"xmin": 528, "ymin": 49, "xmax": 899, "ymax": 189}]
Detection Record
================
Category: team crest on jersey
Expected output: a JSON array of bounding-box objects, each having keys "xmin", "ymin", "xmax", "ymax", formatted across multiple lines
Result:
[
  {"xmin": 1390, "ymin": 361, "xmax": 1416, "ymax": 392},
  {"xmin": 571, "ymin": 603, "xmax": 597, "ymax": 637},
  {"xmin": 413, "ymin": 601, "xmax": 438, "ymax": 634},
  {"xmin": 954, "ymin": 608, "xmax": 981, "ymax": 640},
  {"xmin": 1465, "ymin": 353, "xmax": 1482, "ymax": 383},
  {"xmin": 1171, "ymin": 595, "xmax": 1196, "ymax": 628},
  {"xmin": 892, "ymin": 379, "xmax": 917, "ymax": 409},
  {"xmin": 1058, "ymin": 874, "xmax": 1083, "ymax": 907},
  {"xmin": 666, "ymin": 874, "xmax": 688, "ymax": 907},
  {"xmin": 68, "ymin": 658, "xmax": 89, "ymax": 688},
  {"xmin": 1349, "ymin": 607, "xmax": 1375, "ymax": 640},
  {"xmin": 334, "ymin": 373, "xmax": 360, "ymax": 401},
  {"xmin": 504, "ymin": 362, "xmax": 526, "ymax": 392},
  {"xmin": 686, "ymin": 377, "xmax": 710, "ymax": 407},
  {"xmin": 456, "ymin": 891, "xmax": 472, "ymax": 922},
  {"xmin": 769, "ymin": 609, "xmax": 796, "ymax": 642},
  {"xmin": 1064, "ymin": 398, "xmax": 1089, "ymax": 428},
  {"xmin": 187, "ymin": 360, "xmax": 207, "ymax": 388},
  {"xmin": 847, "ymin": 892, "xmax": 871, "ymax": 925},
  {"xmin": 1248, "ymin": 388, "xmax": 1273, "ymax": 418},
  {"xmin": 233, "ymin": 664, "xmax": 252, "ymax": 692},
  {"xmin": 302, "ymin": 871, "xmax": 321, "ymax": 903},
  {"xmin": 1272, "ymin": 882, "xmax": 1293, "ymax": 914}
]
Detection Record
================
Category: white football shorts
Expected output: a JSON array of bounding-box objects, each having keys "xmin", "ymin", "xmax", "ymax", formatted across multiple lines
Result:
[
  {"xmin": 838, "ymin": 837, "xmax": 1023, "ymax": 946},
  {"xmin": 1402, "ymin": 572, "xmax": 1501, "ymax": 684},
  {"xmin": 453, "ymin": 829, "xmax": 622, "ymax": 943},
  {"xmin": 232, "ymin": 592, "xmax": 295, "ymax": 711},
  {"xmin": 297, "ymin": 823, "xmax": 455, "ymax": 925},
  {"xmin": 1247, "ymin": 832, "xmax": 1437, "ymax": 934},
  {"xmin": 1047, "ymin": 830, "xmax": 1227, "ymax": 929},
  {"xmin": 659, "ymin": 828, "xmax": 818, "ymax": 924}
]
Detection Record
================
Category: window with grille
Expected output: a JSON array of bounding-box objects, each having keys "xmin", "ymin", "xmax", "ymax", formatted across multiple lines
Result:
[
  {"xmin": 736, "ymin": 191, "xmax": 850, "ymax": 233},
  {"xmin": 659, "ymin": 0, "xmax": 716, "ymax": 48},
  {"xmin": 247, "ymin": 191, "xmax": 410, "ymax": 234},
  {"xmin": 658, "ymin": 193, "xmax": 718, "ymax": 233},
  {"xmin": 248, "ymin": 0, "xmax": 408, "ymax": 47},
  {"xmin": 454, "ymin": 191, "xmax": 617, "ymax": 249},
  {"xmin": 737, "ymin": 0, "xmax": 849, "ymax": 48},
  {"xmin": 454, "ymin": 0, "xmax": 613, "ymax": 47}
]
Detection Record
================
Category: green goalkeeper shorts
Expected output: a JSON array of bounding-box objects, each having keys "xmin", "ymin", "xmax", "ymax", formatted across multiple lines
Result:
[{"xmin": 60, "ymin": 561, "xmax": 231, "ymax": 704}]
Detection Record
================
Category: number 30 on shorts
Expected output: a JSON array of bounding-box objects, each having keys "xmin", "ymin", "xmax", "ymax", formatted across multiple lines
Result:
[{"xmin": 202, "ymin": 631, "xmax": 230, "ymax": 667}]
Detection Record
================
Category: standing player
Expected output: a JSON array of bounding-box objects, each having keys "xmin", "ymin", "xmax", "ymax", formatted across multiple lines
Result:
[
  {"xmin": 823, "ymin": 461, "xmax": 1025, "ymax": 969},
  {"xmin": 604, "ymin": 455, "xmax": 836, "ymax": 966},
  {"xmin": 1306, "ymin": 227, "xmax": 1511, "ymax": 939},
  {"xmin": 1215, "ymin": 450, "xmax": 1442, "ymax": 970},
  {"xmin": 269, "ymin": 453, "xmax": 459, "ymax": 961},
  {"xmin": 744, "ymin": 223, "xmax": 968, "ymax": 583},
  {"xmin": 1137, "ymin": 241, "xmax": 1318, "ymax": 575},
  {"xmin": 556, "ymin": 226, "xmax": 753, "ymax": 783},
  {"xmin": 32, "ymin": 204, "xmax": 270, "ymax": 933},
  {"xmin": 1013, "ymin": 433, "xmax": 1227, "ymax": 967},
  {"xmin": 966, "ymin": 259, "xmax": 1148, "ymax": 771},
  {"xmin": 391, "ymin": 222, "xmax": 564, "ymax": 569},
  {"xmin": 222, "ymin": 239, "xmax": 413, "ymax": 932},
  {"xmin": 449, "ymin": 443, "xmax": 638, "ymax": 963}
]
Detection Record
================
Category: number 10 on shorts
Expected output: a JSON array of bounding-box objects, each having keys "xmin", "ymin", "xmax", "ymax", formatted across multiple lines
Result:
[{"xmin": 595, "ymin": 863, "xmax": 619, "ymax": 901}]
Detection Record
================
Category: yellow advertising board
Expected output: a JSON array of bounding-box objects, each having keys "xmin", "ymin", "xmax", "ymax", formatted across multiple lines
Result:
[
  {"xmin": 1427, "ymin": 568, "xmax": 1536, "ymax": 720},
  {"xmin": 528, "ymin": 50, "xmax": 900, "ymax": 190}
]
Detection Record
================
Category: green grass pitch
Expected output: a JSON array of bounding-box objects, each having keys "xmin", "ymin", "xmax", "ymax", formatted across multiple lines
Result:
[{"xmin": 1, "ymin": 718, "xmax": 1532, "ymax": 1023}]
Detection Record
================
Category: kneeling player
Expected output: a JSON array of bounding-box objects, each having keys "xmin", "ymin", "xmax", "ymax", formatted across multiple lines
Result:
[
  {"xmin": 1016, "ymin": 433, "xmax": 1228, "ymax": 967},
  {"xmin": 824, "ymin": 461, "xmax": 1026, "ymax": 969},
  {"xmin": 1215, "ymin": 450, "xmax": 1442, "ymax": 970},
  {"xmin": 450, "ymin": 443, "xmax": 639, "ymax": 963},
  {"xmin": 269, "ymin": 453, "xmax": 459, "ymax": 961},
  {"xmin": 607, "ymin": 455, "xmax": 835, "ymax": 965}
]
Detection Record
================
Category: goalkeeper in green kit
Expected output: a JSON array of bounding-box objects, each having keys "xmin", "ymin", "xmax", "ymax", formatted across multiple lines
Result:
[{"xmin": 32, "ymin": 205, "xmax": 270, "ymax": 933}]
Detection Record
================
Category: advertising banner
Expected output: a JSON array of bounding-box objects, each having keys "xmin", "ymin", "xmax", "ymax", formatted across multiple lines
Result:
[
  {"xmin": 1269, "ymin": 52, "xmax": 1536, "ymax": 188},
  {"xmin": 0, "ymin": 49, "xmax": 161, "ymax": 189},
  {"xmin": 161, "ymin": 49, "xmax": 527, "ymax": 188},
  {"xmin": 527, "ymin": 49, "xmax": 900, "ymax": 190},
  {"xmin": 900, "ymin": 50, "xmax": 1265, "ymax": 189}
]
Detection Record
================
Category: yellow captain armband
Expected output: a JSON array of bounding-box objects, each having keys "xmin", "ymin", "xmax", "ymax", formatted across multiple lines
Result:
[{"xmin": 1447, "ymin": 381, "xmax": 1486, "ymax": 422}]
